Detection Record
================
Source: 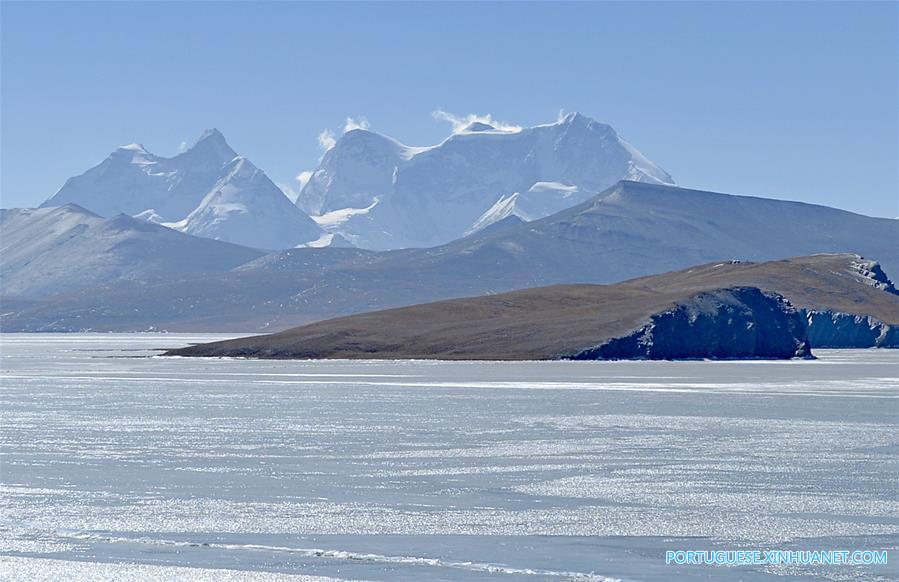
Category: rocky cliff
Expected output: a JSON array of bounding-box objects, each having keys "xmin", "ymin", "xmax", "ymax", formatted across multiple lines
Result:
[
  {"xmin": 804, "ymin": 310, "xmax": 899, "ymax": 348},
  {"xmin": 570, "ymin": 288, "xmax": 811, "ymax": 360},
  {"xmin": 623, "ymin": 254, "xmax": 899, "ymax": 350}
]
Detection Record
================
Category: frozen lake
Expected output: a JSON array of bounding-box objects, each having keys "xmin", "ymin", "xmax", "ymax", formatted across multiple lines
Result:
[{"xmin": 1, "ymin": 334, "xmax": 897, "ymax": 581}]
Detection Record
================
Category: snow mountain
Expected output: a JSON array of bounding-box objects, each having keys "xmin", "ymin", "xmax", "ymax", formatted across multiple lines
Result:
[
  {"xmin": 41, "ymin": 130, "xmax": 322, "ymax": 249},
  {"xmin": 297, "ymin": 112, "xmax": 674, "ymax": 249}
]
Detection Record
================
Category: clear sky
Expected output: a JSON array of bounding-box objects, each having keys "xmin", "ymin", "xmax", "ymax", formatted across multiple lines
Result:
[{"xmin": 2, "ymin": 1, "xmax": 897, "ymax": 217}]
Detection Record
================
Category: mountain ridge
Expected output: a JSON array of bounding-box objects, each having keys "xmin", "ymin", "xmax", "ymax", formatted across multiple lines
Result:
[
  {"xmin": 3, "ymin": 181, "xmax": 896, "ymax": 334},
  {"xmin": 297, "ymin": 113, "xmax": 675, "ymax": 249},
  {"xmin": 0, "ymin": 204, "xmax": 264, "ymax": 299},
  {"xmin": 40, "ymin": 130, "xmax": 322, "ymax": 249}
]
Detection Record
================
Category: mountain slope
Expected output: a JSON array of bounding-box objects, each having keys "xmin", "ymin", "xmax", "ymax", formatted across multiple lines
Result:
[
  {"xmin": 391, "ymin": 180, "xmax": 899, "ymax": 289},
  {"xmin": 297, "ymin": 113, "xmax": 674, "ymax": 249},
  {"xmin": 40, "ymin": 130, "xmax": 322, "ymax": 249},
  {"xmin": 0, "ymin": 205, "xmax": 264, "ymax": 298},
  {"xmin": 4, "ymin": 182, "xmax": 897, "ymax": 333},
  {"xmin": 298, "ymin": 180, "xmax": 898, "ymax": 293},
  {"xmin": 163, "ymin": 157, "xmax": 322, "ymax": 249}
]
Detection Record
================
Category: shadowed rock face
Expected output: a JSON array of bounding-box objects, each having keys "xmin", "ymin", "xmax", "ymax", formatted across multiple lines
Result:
[
  {"xmin": 623, "ymin": 254, "xmax": 899, "ymax": 349},
  {"xmin": 805, "ymin": 311, "xmax": 899, "ymax": 348},
  {"xmin": 166, "ymin": 286, "xmax": 811, "ymax": 361},
  {"xmin": 571, "ymin": 288, "xmax": 810, "ymax": 360}
]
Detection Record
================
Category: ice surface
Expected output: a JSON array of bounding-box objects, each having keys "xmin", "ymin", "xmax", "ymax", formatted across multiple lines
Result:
[{"xmin": 1, "ymin": 334, "xmax": 896, "ymax": 580}]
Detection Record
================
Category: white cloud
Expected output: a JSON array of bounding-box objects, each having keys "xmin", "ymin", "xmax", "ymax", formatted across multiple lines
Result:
[
  {"xmin": 318, "ymin": 129, "xmax": 336, "ymax": 151},
  {"xmin": 316, "ymin": 116, "xmax": 370, "ymax": 153},
  {"xmin": 296, "ymin": 170, "xmax": 314, "ymax": 190},
  {"xmin": 178, "ymin": 141, "xmax": 189, "ymax": 153},
  {"xmin": 432, "ymin": 109, "xmax": 522, "ymax": 134},
  {"xmin": 343, "ymin": 116, "xmax": 370, "ymax": 133},
  {"xmin": 279, "ymin": 182, "xmax": 300, "ymax": 203},
  {"xmin": 281, "ymin": 170, "xmax": 315, "ymax": 204}
]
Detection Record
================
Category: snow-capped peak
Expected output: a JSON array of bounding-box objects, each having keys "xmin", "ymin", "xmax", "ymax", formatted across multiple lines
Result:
[
  {"xmin": 40, "ymin": 129, "xmax": 322, "ymax": 250},
  {"xmin": 196, "ymin": 127, "xmax": 226, "ymax": 142},
  {"xmin": 179, "ymin": 128, "xmax": 237, "ymax": 164},
  {"xmin": 110, "ymin": 143, "xmax": 156, "ymax": 165},
  {"xmin": 461, "ymin": 121, "xmax": 497, "ymax": 133},
  {"xmin": 555, "ymin": 111, "xmax": 616, "ymax": 136},
  {"xmin": 559, "ymin": 111, "xmax": 590, "ymax": 125},
  {"xmin": 297, "ymin": 112, "xmax": 675, "ymax": 249},
  {"xmin": 117, "ymin": 143, "xmax": 149, "ymax": 153},
  {"xmin": 164, "ymin": 154, "xmax": 322, "ymax": 249}
]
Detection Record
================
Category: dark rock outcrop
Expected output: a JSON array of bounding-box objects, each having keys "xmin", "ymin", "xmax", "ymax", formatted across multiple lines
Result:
[
  {"xmin": 850, "ymin": 258, "xmax": 898, "ymax": 295},
  {"xmin": 804, "ymin": 310, "xmax": 899, "ymax": 348},
  {"xmin": 570, "ymin": 288, "xmax": 811, "ymax": 360},
  {"xmin": 623, "ymin": 254, "xmax": 899, "ymax": 349}
]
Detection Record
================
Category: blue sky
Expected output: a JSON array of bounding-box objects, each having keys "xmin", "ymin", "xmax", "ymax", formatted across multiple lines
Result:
[{"xmin": 2, "ymin": 1, "xmax": 897, "ymax": 217}]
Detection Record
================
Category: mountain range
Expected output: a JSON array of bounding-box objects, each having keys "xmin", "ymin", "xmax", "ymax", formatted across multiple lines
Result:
[
  {"xmin": 4, "ymin": 113, "xmax": 897, "ymax": 349},
  {"xmin": 40, "ymin": 129, "xmax": 323, "ymax": 250},
  {"xmin": 4, "ymin": 181, "xmax": 897, "ymax": 337},
  {"xmin": 38, "ymin": 113, "xmax": 674, "ymax": 252},
  {"xmin": 298, "ymin": 112, "xmax": 675, "ymax": 249}
]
